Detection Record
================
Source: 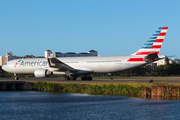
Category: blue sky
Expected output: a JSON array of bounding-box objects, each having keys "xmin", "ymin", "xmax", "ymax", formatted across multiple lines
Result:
[{"xmin": 0, "ymin": 0, "xmax": 180, "ymax": 57}]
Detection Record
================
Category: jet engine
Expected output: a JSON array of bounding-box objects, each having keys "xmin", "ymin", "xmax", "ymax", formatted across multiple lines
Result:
[{"xmin": 34, "ymin": 69, "xmax": 52, "ymax": 78}]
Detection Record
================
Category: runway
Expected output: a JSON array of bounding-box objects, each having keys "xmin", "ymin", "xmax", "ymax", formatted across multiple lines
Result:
[{"xmin": 1, "ymin": 77, "xmax": 180, "ymax": 83}]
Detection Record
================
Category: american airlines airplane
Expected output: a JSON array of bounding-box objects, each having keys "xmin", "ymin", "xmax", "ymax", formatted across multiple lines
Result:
[{"xmin": 2, "ymin": 27, "xmax": 168, "ymax": 80}]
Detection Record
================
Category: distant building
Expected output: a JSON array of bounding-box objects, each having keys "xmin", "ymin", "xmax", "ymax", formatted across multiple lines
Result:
[
  {"xmin": 152, "ymin": 55, "xmax": 167, "ymax": 66},
  {"xmin": 0, "ymin": 51, "xmax": 20, "ymax": 66},
  {"xmin": 55, "ymin": 52, "xmax": 64, "ymax": 57},
  {"xmin": 78, "ymin": 52, "xmax": 90, "ymax": 57},
  {"xmin": 150, "ymin": 62, "xmax": 158, "ymax": 70},
  {"xmin": 0, "ymin": 56, "xmax": 7, "ymax": 66},
  {"xmin": 44, "ymin": 50, "xmax": 52, "ymax": 58},
  {"xmin": 151, "ymin": 55, "xmax": 180, "ymax": 68},
  {"xmin": 87, "ymin": 50, "xmax": 98, "ymax": 56},
  {"xmin": 64, "ymin": 52, "xmax": 78, "ymax": 57},
  {"xmin": 45, "ymin": 49, "xmax": 98, "ymax": 57},
  {"xmin": 6, "ymin": 51, "xmax": 13, "ymax": 56},
  {"xmin": 169, "ymin": 58, "xmax": 180, "ymax": 64},
  {"xmin": 7, "ymin": 51, "xmax": 19, "ymax": 61}
]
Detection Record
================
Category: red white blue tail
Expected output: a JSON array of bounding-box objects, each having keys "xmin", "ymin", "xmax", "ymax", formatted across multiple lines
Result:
[
  {"xmin": 132, "ymin": 27, "xmax": 168, "ymax": 56},
  {"xmin": 127, "ymin": 27, "xmax": 168, "ymax": 63}
]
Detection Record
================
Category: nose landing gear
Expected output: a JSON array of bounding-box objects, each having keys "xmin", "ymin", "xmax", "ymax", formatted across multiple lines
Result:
[{"xmin": 14, "ymin": 74, "xmax": 19, "ymax": 80}]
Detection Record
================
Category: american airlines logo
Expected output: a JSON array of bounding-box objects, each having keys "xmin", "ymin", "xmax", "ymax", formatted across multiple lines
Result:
[
  {"xmin": 14, "ymin": 60, "xmax": 48, "ymax": 67},
  {"xmin": 14, "ymin": 60, "xmax": 22, "ymax": 67}
]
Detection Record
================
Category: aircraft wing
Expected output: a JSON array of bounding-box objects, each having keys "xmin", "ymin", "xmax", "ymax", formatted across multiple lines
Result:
[{"xmin": 48, "ymin": 58, "xmax": 76, "ymax": 72}]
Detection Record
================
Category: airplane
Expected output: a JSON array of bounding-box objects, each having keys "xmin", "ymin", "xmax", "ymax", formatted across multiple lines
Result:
[{"xmin": 2, "ymin": 27, "xmax": 168, "ymax": 80}]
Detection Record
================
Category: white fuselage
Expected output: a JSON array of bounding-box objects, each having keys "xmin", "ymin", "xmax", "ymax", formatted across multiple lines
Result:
[{"xmin": 2, "ymin": 55, "xmax": 146, "ymax": 75}]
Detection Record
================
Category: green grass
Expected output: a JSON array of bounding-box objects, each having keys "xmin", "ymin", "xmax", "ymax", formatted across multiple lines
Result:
[
  {"xmin": 32, "ymin": 81, "xmax": 180, "ymax": 98},
  {"xmin": 33, "ymin": 81, "xmax": 62, "ymax": 92},
  {"xmin": 32, "ymin": 81, "xmax": 144, "ymax": 96}
]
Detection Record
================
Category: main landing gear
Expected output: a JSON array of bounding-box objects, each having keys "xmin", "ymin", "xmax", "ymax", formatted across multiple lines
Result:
[
  {"xmin": 14, "ymin": 74, "xmax": 19, "ymax": 80},
  {"xmin": 65, "ymin": 75, "xmax": 77, "ymax": 81}
]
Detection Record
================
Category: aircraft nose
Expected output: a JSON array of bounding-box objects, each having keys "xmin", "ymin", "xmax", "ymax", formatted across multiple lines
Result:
[{"xmin": 2, "ymin": 64, "xmax": 8, "ymax": 72}]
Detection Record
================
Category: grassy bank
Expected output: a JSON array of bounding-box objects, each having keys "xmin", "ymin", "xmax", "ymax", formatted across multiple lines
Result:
[
  {"xmin": 32, "ymin": 81, "xmax": 180, "ymax": 98},
  {"xmin": 32, "ymin": 81, "xmax": 143, "ymax": 96}
]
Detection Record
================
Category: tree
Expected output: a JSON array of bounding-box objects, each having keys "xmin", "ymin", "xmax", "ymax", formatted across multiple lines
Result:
[
  {"xmin": 21, "ymin": 55, "xmax": 36, "ymax": 58},
  {"xmin": 151, "ymin": 58, "xmax": 180, "ymax": 76},
  {"xmin": 165, "ymin": 57, "xmax": 170, "ymax": 68}
]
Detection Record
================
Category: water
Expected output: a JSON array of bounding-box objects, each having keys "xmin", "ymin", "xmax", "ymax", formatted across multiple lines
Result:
[{"xmin": 0, "ymin": 92, "xmax": 180, "ymax": 120}]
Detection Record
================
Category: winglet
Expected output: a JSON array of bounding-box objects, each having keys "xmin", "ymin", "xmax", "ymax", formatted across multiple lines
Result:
[{"xmin": 50, "ymin": 52, "xmax": 57, "ymax": 58}]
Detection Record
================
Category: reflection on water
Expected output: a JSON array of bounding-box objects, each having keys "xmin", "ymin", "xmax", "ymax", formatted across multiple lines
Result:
[
  {"xmin": 0, "ymin": 91, "xmax": 180, "ymax": 120},
  {"xmin": 142, "ymin": 95, "xmax": 180, "ymax": 100}
]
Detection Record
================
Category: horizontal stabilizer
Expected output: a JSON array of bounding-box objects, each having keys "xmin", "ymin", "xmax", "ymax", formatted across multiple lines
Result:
[{"xmin": 144, "ymin": 53, "xmax": 159, "ymax": 62}]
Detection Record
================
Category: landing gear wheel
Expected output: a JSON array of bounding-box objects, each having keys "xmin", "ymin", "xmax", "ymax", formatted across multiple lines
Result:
[
  {"xmin": 87, "ymin": 77, "xmax": 92, "ymax": 81},
  {"xmin": 65, "ymin": 76, "xmax": 70, "ymax": 81},
  {"xmin": 70, "ymin": 76, "xmax": 77, "ymax": 81},
  {"xmin": 81, "ymin": 77, "xmax": 85, "ymax": 81},
  {"xmin": 15, "ymin": 77, "xmax": 19, "ymax": 80},
  {"xmin": 14, "ymin": 73, "xmax": 19, "ymax": 80}
]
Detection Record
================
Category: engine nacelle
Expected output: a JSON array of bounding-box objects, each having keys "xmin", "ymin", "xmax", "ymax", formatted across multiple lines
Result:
[{"xmin": 34, "ymin": 69, "xmax": 52, "ymax": 78}]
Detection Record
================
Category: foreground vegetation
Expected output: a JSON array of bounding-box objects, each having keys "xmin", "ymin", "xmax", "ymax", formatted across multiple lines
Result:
[
  {"xmin": 32, "ymin": 81, "xmax": 180, "ymax": 99},
  {"xmin": 32, "ymin": 81, "xmax": 143, "ymax": 96}
]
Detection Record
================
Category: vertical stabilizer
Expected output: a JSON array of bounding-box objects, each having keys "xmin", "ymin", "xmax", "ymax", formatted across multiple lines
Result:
[{"xmin": 131, "ymin": 27, "xmax": 168, "ymax": 56}]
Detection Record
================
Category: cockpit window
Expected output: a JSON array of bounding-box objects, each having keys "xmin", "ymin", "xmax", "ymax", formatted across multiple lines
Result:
[{"xmin": 4, "ymin": 63, "xmax": 7, "ymax": 65}]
